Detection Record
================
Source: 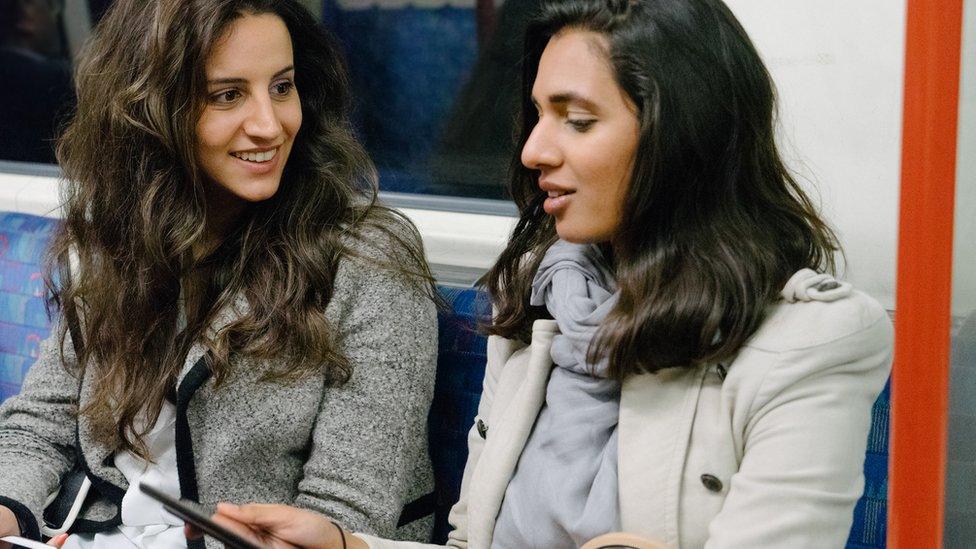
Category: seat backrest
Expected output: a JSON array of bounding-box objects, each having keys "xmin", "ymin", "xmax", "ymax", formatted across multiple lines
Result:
[
  {"xmin": 0, "ymin": 212, "xmax": 58, "ymax": 403},
  {"xmin": 428, "ymin": 285, "xmax": 490, "ymax": 542},
  {"xmin": 846, "ymin": 380, "xmax": 890, "ymax": 548}
]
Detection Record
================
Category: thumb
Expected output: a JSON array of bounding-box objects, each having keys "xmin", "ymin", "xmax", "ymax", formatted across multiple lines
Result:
[
  {"xmin": 46, "ymin": 533, "xmax": 69, "ymax": 547},
  {"xmin": 216, "ymin": 502, "xmax": 294, "ymax": 530}
]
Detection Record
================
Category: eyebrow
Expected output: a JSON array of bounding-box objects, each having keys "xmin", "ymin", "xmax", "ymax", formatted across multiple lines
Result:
[
  {"xmin": 534, "ymin": 91, "xmax": 599, "ymax": 111},
  {"xmin": 207, "ymin": 65, "xmax": 295, "ymax": 86}
]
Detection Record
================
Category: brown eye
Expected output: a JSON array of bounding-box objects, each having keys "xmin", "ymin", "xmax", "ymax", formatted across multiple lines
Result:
[
  {"xmin": 211, "ymin": 89, "xmax": 242, "ymax": 104},
  {"xmin": 272, "ymin": 81, "xmax": 294, "ymax": 97},
  {"xmin": 568, "ymin": 119, "xmax": 596, "ymax": 132}
]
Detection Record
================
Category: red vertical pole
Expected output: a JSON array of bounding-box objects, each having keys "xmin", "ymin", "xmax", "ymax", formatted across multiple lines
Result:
[{"xmin": 890, "ymin": 0, "xmax": 964, "ymax": 546}]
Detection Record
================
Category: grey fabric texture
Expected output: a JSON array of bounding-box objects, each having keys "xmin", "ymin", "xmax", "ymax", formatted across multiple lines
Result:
[
  {"xmin": 0, "ymin": 223, "xmax": 438, "ymax": 546},
  {"xmin": 492, "ymin": 240, "xmax": 621, "ymax": 548}
]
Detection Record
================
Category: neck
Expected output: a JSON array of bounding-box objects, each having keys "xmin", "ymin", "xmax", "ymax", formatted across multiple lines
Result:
[
  {"xmin": 195, "ymin": 177, "xmax": 251, "ymax": 260},
  {"xmin": 195, "ymin": 202, "xmax": 246, "ymax": 262}
]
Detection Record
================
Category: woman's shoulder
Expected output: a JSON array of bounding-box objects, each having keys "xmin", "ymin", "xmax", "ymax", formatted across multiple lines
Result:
[
  {"xmin": 744, "ymin": 275, "xmax": 891, "ymax": 356},
  {"xmin": 726, "ymin": 282, "xmax": 893, "ymax": 425},
  {"xmin": 338, "ymin": 207, "xmax": 425, "ymax": 266},
  {"xmin": 328, "ymin": 209, "xmax": 434, "ymax": 320}
]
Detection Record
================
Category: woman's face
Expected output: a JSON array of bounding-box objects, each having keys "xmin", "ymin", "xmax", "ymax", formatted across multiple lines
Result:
[
  {"xmin": 522, "ymin": 29, "xmax": 640, "ymax": 244},
  {"xmin": 196, "ymin": 13, "xmax": 302, "ymax": 213}
]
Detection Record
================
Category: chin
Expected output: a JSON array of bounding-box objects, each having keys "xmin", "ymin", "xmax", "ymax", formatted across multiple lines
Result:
[
  {"xmin": 248, "ymin": 189, "xmax": 280, "ymax": 202},
  {"xmin": 234, "ymin": 182, "xmax": 281, "ymax": 203},
  {"xmin": 555, "ymin": 223, "xmax": 612, "ymax": 245}
]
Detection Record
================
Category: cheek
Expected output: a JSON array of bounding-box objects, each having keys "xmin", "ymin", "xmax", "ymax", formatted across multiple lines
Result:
[
  {"xmin": 283, "ymin": 99, "xmax": 303, "ymax": 137},
  {"xmin": 577, "ymin": 142, "xmax": 633, "ymax": 233},
  {"xmin": 195, "ymin": 114, "xmax": 233, "ymax": 156}
]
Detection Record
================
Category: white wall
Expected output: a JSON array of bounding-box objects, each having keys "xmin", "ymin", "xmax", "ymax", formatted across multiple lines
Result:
[
  {"xmin": 953, "ymin": 0, "xmax": 976, "ymax": 319},
  {"xmin": 725, "ymin": 1, "xmax": 907, "ymax": 309}
]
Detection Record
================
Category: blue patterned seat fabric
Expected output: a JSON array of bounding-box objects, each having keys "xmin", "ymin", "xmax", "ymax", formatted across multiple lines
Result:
[
  {"xmin": 0, "ymin": 211, "xmax": 889, "ymax": 546},
  {"xmin": 429, "ymin": 285, "xmax": 490, "ymax": 542},
  {"xmin": 846, "ymin": 379, "xmax": 890, "ymax": 548},
  {"xmin": 0, "ymin": 212, "xmax": 57, "ymax": 403}
]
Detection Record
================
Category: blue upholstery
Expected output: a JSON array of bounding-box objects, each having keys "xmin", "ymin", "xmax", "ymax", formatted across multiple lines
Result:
[
  {"xmin": 429, "ymin": 286, "xmax": 490, "ymax": 542},
  {"xmin": 0, "ymin": 212, "xmax": 57, "ymax": 403},
  {"xmin": 0, "ymin": 211, "xmax": 890, "ymax": 546},
  {"xmin": 846, "ymin": 379, "xmax": 891, "ymax": 548}
]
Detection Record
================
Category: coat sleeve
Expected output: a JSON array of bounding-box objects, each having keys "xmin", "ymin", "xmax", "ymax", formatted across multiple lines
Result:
[
  {"xmin": 354, "ymin": 333, "xmax": 514, "ymax": 549},
  {"xmin": 704, "ymin": 301, "xmax": 893, "ymax": 548},
  {"xmin": 0, "ymin": 324, "xmax": 80, "ymax": 540},
  {"xmin": 292, "ymin": 233, "xmax": 438, "ymax": 539}
]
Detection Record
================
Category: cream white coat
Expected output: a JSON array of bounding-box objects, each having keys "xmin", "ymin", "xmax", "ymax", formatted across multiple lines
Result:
[{"xmin": 360, "ymin": 280, "xmax": 893, "ymax": 548}]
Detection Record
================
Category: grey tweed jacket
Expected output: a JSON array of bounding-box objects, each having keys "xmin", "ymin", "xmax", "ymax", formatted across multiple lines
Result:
[{"xmin": 0, "ymin": 231, "xmax": 438, "ymax": 548}]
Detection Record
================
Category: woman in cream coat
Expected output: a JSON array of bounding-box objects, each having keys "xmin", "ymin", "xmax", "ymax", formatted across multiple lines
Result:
[{"xmin": 195, "ymin": 0, "xmax": 893, "ymax": 547}]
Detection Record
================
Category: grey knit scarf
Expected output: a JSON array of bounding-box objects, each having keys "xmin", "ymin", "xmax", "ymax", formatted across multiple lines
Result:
[{"xmin": 492, "ymin": 240, "xmax": 622, "ymax": 548}]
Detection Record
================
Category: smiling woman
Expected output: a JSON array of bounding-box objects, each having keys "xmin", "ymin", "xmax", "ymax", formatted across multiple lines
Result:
[
  {"xmin": 0, "ymin": 0, "xmax": 439, "ymax": 548},
  {"xmin": 195, "ymin": 13, "xmax": 303, "ymax": 229}
]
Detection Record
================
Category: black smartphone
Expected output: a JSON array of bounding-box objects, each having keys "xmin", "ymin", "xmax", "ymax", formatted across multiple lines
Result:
[{"xmin": 138, "ymin": 482, "xmax": 262, "ymax": 549}]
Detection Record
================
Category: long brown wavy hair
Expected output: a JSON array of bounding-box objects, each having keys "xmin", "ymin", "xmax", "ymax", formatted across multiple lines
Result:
[
  {"xmin": 485, "ymin": 0, "xmax": 840, "ymax": 379},
  {"xmin": 47, "ymin": 0, "xmax": 434, "ymax": 458}
]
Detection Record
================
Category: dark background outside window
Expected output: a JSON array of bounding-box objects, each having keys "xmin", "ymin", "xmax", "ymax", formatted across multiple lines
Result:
[{"xmin": 0, "ymin": 0, "xmax": 542, "ymax": 201}]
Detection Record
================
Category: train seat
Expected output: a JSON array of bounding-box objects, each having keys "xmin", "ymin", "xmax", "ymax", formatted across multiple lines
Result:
[{"xmin": 0, "ymin": 211, "xmax": 890, "ymax": 547}]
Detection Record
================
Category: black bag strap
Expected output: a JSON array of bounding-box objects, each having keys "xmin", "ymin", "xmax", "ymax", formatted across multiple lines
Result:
[
  {"xmin": 57, "ymin": 261, "xmax": 84, "ymax": 360},
  {"xmin": 396, "ymin": 490, "xmax": 438, "ymax": 528}
]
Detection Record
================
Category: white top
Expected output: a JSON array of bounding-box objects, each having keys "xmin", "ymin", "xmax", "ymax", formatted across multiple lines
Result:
[{"xmin": 63, "ymin": 401, "xmax": 186, "ymax": 548}]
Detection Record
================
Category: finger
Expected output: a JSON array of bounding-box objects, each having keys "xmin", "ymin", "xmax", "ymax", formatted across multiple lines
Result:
[
  {"xmin": 46, "ymin": 533, "xmax": 69, "ymax": 547},
  {"xmin": 217, "ymin": 503, "xmax": 292, "ymax": 529},
  {"xmin": 210, "ymin": 514, "xmax": 265, "ymax": 545}
]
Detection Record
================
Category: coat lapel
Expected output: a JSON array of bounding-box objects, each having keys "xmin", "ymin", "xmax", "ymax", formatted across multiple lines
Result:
[
  {"xmin": 177, "ymin": 294, "xmax": 248, "ymax": 386},
  {"xmin": 76, "ymin": 364, "xmax": 127, "ymax": 489},
  {"xmin": 468, "ymin": 319, "xmax": 557, "ymax": 548},
  {"xmin": 618, "ymin": 364, "xmax": 708, "ymax": 547}
]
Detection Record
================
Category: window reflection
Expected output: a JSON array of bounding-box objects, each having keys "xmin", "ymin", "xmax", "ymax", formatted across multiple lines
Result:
[
  {"xmin": 0, "ymin": 0, "xmax": 75, "ymax": 164},
  {"xmin": 945, "ymin": 1, "xmax": 975, "ymax": 545},
  {"xmin": 946, "ymin": 312, "xmax": 976, "ymax": 546},
  {"xmin": 321, "ymin": 0, "xmax": 525, "ymax": 199}
]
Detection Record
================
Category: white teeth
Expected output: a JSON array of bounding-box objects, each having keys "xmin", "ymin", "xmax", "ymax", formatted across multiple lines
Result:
[
  {"xmin": 548, "ymin": 190, "xmax": 566, "ymax": 198},
  {"xmin": 232, "ymin": 148, "xmax": 277, "ymax": 163}
]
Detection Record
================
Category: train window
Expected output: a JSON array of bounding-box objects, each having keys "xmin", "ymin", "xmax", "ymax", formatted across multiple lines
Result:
[
  {"xmin": 0, "ymin": 0, "xmax": 77, "ymax": 164},
  {"xmin": 321, "ymin": 0, "xmax": 518, "ymax": 201},
  {"xmin": 0, "ymin": 0, "xmax": 518, "ymax": 202}
]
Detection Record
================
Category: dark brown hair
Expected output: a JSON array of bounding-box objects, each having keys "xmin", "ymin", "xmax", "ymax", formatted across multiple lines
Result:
[
  {"xmin": 48, "ymin": 0, "xmax": 434, "ymax": 458},
  {"xmin": 485, "ymin": 0, "xmax": 839, "ymax": 378}
]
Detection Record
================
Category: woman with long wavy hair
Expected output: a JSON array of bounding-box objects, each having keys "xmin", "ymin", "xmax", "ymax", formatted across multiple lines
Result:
[
  {"xmin": 0, "ymin": 0, "xmax": 438, "ymax": 547},
  {"xmin": 188, "ymin": 0, "xmax": 893, "ymax": 547}
]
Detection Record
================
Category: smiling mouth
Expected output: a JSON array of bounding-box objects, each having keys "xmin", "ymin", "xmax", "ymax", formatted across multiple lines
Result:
[{"xmin": 231, "ymin": 148, "xmax": 278, "ymax": 163}]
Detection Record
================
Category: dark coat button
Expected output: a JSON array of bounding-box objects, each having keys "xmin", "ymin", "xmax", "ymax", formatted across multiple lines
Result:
[
  {"xmin": 701, "ymin": 474, "xmax": 723, "ymax": 492},
  {"xmin": 476, "ymin": 419, "xmax": 488, "ymax": 439},
  {"xmin": 816, "ymin": 280, "xmax": 841, "ymax": 292}
]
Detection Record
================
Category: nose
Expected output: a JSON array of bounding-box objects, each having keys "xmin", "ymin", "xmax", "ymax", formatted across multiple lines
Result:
[
  {"xmin": 242, "ymin": 93, "xmax": 282, "ymax": 141},
  {"xmin": 521, "ymin": 119, "xmax": 560, "ymax": 170}
]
